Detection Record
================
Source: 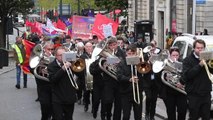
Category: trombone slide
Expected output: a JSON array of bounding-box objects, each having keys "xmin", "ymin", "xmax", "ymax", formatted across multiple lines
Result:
[
  {"xmin": 63, "ymin": 62, "xmax": 79, "ymax": 90},
  {"xmin": 131, "ymin": 65, "xmax": 141, "ymax": 104}
]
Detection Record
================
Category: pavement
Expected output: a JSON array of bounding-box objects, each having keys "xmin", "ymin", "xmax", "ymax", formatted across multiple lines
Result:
[
  {"xmin": 0, "ymin": 58, "xmax": 16, "ymax": 75},
  {"xmin": 0, "ymin": 57, "xmax": 169, "ymax": 119}
]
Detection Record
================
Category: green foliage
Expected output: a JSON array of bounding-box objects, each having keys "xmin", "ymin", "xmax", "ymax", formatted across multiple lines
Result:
[
  {"xmin": 0, "ymin": 0, "xmax": 34, "ymax": 48},
  {"xmin": 0, "ymin": 0, "xmax": 34, "ymax": 17},
  {"xmin": 38, "ymin": 0, "xmax": 98, "ymax": 14},
  {"xmin": 95, "ymin": 0, "xmax": 128, "ymax": 16}
]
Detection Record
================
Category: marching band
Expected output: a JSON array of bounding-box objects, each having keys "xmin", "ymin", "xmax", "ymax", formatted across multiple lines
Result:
[{"xmin": 26, "ymin": 32, "xmax": 213, "ymax": 120}]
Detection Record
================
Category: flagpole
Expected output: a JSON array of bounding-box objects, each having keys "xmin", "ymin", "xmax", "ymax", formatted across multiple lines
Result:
[
  {"xmin": 60, "ymin": 0, "xmax": 62, "ymax": 16},
  {"xmin": 78, "ymin": 0, "xmax": 80, "ymax": 15}
]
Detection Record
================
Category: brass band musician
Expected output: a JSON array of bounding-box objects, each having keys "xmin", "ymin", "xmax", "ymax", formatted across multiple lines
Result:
[
  {"xmin": 101, "ymin": 37, "xmax": 126, "ymax": 120},
  {"xmin": 48, "ymin": 46, "xmax": 77, "ymax": 120},
  {"xmin": 163, "ymin": 47, "xmax": 187, "ymax": 120},
  {"xmin": 117, "ymin": 44, "xmax": 143, "ymax": 120}
]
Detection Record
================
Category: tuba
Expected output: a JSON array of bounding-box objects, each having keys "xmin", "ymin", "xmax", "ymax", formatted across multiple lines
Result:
[
  {"xmin": 161, "ymin": 59, "xmax": 186, "ymax": 94},
  {"xmin": 136, "ymin": 48, "xmax": 152, "ymax": 74}
]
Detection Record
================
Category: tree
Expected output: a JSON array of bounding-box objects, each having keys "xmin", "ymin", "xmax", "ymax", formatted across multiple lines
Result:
[
  {"xmin": 0, "ymin": 0, "xmax": 34, "ymax": 48},
  {"xmin": 95, "ymin": 0, "xmax": 128, "ymax": 17},
  {"xmin": 38, "ymin": 0, "xmax": 98, "ymax": 15}
]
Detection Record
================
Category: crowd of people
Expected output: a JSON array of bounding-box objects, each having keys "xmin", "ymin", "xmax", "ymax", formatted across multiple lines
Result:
[{"xmin": 11, "ymin": 30, "xmax": 213, "ymax": 120}]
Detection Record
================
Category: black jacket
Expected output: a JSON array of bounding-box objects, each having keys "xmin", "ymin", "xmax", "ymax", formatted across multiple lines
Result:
[
  {"xmin": 47, "ymin": 59, "xmax": 77, "ymax": 104},
  {"xmin": 182, "ymin": 51, "xmax": 212, "ymax": 96},
  {"xmin": 117, "ymin": 59, "xmax": 142, "ymax": 95},
  {"xmin": 89, "ymin": 57, "xmax": 104, "ymax": 86}
]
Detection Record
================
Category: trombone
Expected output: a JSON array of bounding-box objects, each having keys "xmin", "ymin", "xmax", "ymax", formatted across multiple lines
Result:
[
  {"xmin": 63, "ymin": 61, "xmax": 79, "ymax": 90},
  {"xmin": 130, "ymin": 64, "xmax": 141, "ymax": 104}
]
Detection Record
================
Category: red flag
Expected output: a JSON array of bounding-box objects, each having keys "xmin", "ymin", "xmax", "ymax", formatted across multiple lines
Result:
[
  {"xmin": 21, "ymin": 40, "xmax": 36, "ymax": 74},
  {"xmin": 56, "ymin": 19, "xmax": 66, "ymax": 30},
  {"xmin": 92, "ymin": 14, "xmax": 118, "ymax": 40},
  {"xmin": 25, "ymin": 20, "xmax": 33, "ymax": 27}
]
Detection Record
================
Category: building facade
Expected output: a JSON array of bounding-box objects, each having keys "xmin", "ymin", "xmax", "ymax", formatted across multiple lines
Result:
[{"xmin": 128, "ymin": 0, "xmax": 213, "ymax": 49}]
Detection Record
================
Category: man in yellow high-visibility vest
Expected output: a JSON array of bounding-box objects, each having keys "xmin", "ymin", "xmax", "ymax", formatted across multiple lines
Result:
[{"xmin": 12, "ymin": 36, "xmax": 27, "ymax": 89}]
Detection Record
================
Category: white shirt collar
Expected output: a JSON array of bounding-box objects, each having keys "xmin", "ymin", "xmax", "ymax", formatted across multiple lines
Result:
[{"xmin": 193, "ymin": 52, "xmax": 199, "ymax": 59}]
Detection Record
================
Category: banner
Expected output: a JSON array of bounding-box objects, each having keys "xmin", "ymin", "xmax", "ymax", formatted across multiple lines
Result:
[
  {"xmin": 92, "ymin": 14, "xmax": 118, "ymax": 40},
  {"xmin": 21, "ymin": 40, "xmax": 36, "ymax": 74},
  {"xmin": 72, "ymin": 15, "xmax": 95, "ymax": 40}
]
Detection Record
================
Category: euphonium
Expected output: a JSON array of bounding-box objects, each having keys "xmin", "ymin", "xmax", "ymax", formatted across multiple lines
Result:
[
  {"xmin": 136, "ymin": 48, "xmax": 151, "ymax": 74},
  {"xmin": 93, "ymin": 40, "xmax": 118, "ymax": 80},
  {"xmin": 29, "ymin": 44, "xmax": 51, "ymax": 82},
  {"xmin": 161, "ymin": 59, "xmax": 186, "ymax": 94}
]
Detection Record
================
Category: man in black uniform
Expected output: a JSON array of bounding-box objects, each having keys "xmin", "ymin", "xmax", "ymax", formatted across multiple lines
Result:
[
  {"xmin": 79, "ymin": 42, "xmax": 94, "ymax": 112},
  {"xmin": 117, "ymin": 44, "xmax": 143, "ymax": 120},
  {"xmin": 48, "ymin": 46, "xmax": 77, "ymax": 120},
  {"xmin": 90, "ymin": 57, "xmax": 104, "ymax": 119},
  {"xmin": 182, "ymin": 39, "xmax": 212, "ymax": 120},
  {"xmin": 34, "ymin": 41, "xmax": 54, "ymax": 120},
  {"xmin": 101, "ymin": 37, "xmax": 126, "ymax": 120},
  {"xmin": 143, "ymin": 40, "xmax": 161, "ymax": 120}
]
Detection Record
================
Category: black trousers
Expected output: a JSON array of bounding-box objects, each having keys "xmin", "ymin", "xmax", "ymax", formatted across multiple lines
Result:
[
  {"xmin": 35, "ymin": 78, "xmax": 53, "ymax": 120},
  {"xmin": 121, "ymin": 94, "xmax": 142, "ymax": 120},
  {"xmin": 188, "ymin": 93, "xmax": 211, "ymax": 120},
  {"xmin": 102, "ymin": 82, "xmax": 121, "ymax": 120},
  {"xmin": 83, "ymin": 90, "xmax": 91, "ymax": 105},
  {"xmin": 40, "ymin": 103, "xmax": 52, "ymax": 120},
  {"xmin": 92, "ymin": 82, "xmax": 104, "ymax": 113},
  {"xmin": 144, "ymin": 86, "xmax": 158, "ymax": 118},
  {"xmin": 52, "ymin": 103, "xmax": 75, "ymax": 120},
  {"xmin": 166, "ymin": 91, "xmax": 187, "ymax": 120}
]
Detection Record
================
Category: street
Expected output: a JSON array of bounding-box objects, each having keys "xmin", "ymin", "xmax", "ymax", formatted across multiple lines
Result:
[{"xmin": 0, "ymin": 65, "xmax": 169, "ymax": 120}]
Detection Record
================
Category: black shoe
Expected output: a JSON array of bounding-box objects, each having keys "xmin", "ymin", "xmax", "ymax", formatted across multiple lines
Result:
[
  {"xmin": 35, "ymin": 98, "xmax": 39, "ymax": 102},
  {"xmin": 77, "ymin": 100, "xmax": 82, "ymax": 105},
  {"xmin": 145, "ymin": 115, "xmax": 150, "ymax": 120},
  {"xmin": 84, "ymin": 104, "xmax": 88, "ymax": 112},
  {"xmin": 15, "ymin": 84, "xmax": 20, "ymax": 89},
  {"xmin": 150, "ymin": 118, "xmax": 155, "ymax": 120},
  {"xmin": 23, "ymin": 85, "xmax": 27, "ymax": 88},
  {"xmin": 93, "ymin": 111, "xmax": 97, "ymax": 119}
]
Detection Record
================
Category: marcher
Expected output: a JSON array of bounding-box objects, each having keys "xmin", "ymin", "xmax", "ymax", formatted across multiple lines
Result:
[
  {"xmin": 117, "ymin": 44, "xmax": 143, "ymax": 120},
  {"xmin": 163, "ymin": 47, "xmax": 187, "ymax": 120},
  {"xmin": 48, "ymin": 46, "xmax": 77, "ymax": 120},
  {"xmin": 183, "ymin": 39, "xmax": 212, "ymax": 120},
  {"xmin": 12, "ymin": 36, "xmax": 27, "ymax": 89}
]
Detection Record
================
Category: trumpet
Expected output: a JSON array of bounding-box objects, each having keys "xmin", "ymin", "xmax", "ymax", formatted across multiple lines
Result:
[
  {"xmin": 130, "ymin": 65, "xmax": 140, "ymax": 104},
  {"xmin": 63, "ymin": 61, "xmax": 79, "ymax": 89}
]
